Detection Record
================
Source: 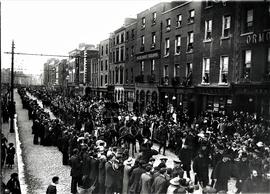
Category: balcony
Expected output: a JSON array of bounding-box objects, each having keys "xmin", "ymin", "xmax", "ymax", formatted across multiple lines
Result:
[
  {"xmin": 161, "ymin": 76, "xmax": 169, "ymax": 86},
  {"xmin": 135, "ymin": 74, "xmax": 144, "ymax": 83},
  {"xmin": 172, "ymin": 76, "xmax": 181, "ymax": 86},
  {"xmin": 147, "ymin": 74, "xmax": 156, "ymax": 83}
]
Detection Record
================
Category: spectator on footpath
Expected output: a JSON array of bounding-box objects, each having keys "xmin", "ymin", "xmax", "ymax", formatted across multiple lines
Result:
[
  {"xmin": 1, "ymin": 133, "xmax": 8, "ymax": 168},
  {"xmin": 70, "ymin": 148, "xmax": 82, "ymax": 194},
  {"xmin": 46, "ymin": 176, "xmax": 59, "ymax": 194},
  {"xmin": 241, "ymin": 169, "xmax": 263, "ymax": 193},
  {"xmin": 178, "ymin": 144, "xmax": 192, "ymax": 178},
  {"xmin": 6, "ymin": 173, "xmax": 21, "ymax": 194},
  {"xmin": 151, "ymin": 167, "xmax": 168, "ymax": 194},
  {"xmin": 193, "ymin": 150, "xmax": 210, "ymax": 187},
  {"xmin": 6, "ymin": 143, "xmax": 16, "ymax": 169},
  {"xmin": 139, "ymin": 165, "xmax": 152, "ymax": 194}
]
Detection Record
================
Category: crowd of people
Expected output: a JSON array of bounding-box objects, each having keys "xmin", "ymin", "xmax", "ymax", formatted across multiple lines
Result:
[{"xmin": 14, "ymin": 87, "xmax": 270, "ymax": 193}]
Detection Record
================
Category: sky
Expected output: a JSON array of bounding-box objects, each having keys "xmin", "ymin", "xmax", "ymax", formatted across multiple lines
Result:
[{"xmin": 1, "ymin": 0, "xmax": 173, "ymax": 74}]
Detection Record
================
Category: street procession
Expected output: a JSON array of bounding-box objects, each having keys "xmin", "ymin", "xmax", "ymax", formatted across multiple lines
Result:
[{"xmin": 1, "ymin": 0, "xmax": 270, "ymax": 194}]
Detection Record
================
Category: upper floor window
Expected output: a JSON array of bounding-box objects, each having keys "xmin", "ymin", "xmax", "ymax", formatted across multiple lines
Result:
[
  {"xmin": 245, "ymin": 9, "xmax": 253, "ymax": 32},
  {"xmin": 267, "ymin": 47, "xmax": 270, "ymax": 75},
  {"xmin": 205, "ymin": 20, "xmax": 212, "ymax": 40},
  {"xmin": 141, "ymin": 36, "xmax": 145, "ymax": 52},
  {"xmin": 126, "ymin": 31, "xmax": 129, "ymax": 41},
  {"xmin": 126, "ymin": 48, "xmax": 129, "ymax": 60},
  {"xmin": 101, "ymin": 46, "xmax": 104, "ymax": 56},
  {"xmin": 116, "ymin": 35, "xmax": 119, "ymax": 44},
  {"xmin": 174, "ymin": 64, "xmax": 180, "ymax": 77},
  {"xmin": 176, "ymin": 14, "xmax": 182, "ymax": 27},
  {"xmin": 244, "ymin": 50, "xmax": 252, "ymax": 79},
  {"xmin": 120, "ymin": 46, "xmax": 124, "ymax": 61},
  {"xmin": 164, "ymin": 38, "xmax": 170, "ymax": 56},
  {"xmin": 152, "ymin": 32, "xmax": 156, "ymax": 48},
  {"xmin": 100, "ymin": 61, "xmax": 103, "ymax": 71},
  {"xmin": 141, "ymin": 61, "xmax": 145, "ymax": 74},
  {"xmin": 152, "ymin": 12, "xmax": 157, "ymax": 24},
  {"xmin": 142, "ymin": 17, "xmax": 146, "ymax": 28},
  {"xmin": 164, "ymin": 65, "xmax": 169, "ymax": 77},
  {"xmin": 166, "ymin": 18, "xmax": 171, "ymax": 31},
  {"xmin": 220, "ymin": 56, "xmax": 229, "ymax": 84},
  {"xmin": 222, "ymin": 15, "xmax": 231, "ymax": 38},
  {"xmin": 151, "ymin": 59, "xmax": 155, "ymax": 74},
  {"xmin": 105, "ymin": 60, "xmax": 108, "ymax": 71},
  {"xmin": 202, "ymin": 58, "xmax": 210, "ymax": 84},
  {"xmin": 131, "ymin": 29, "xmax": 135, "ymax": 39},
  {"xmin": 131, "ymin": 46, "xmax": 134, "ymax": 56},
  {"xmin": 105, "ymin": 44, "xmax": 108, "ymax": 54},
  {"xmin": 186, "ymin": 63, "xmax": 193, "ymax": 77},
  {"xmin": 188, "ymin": 10, "xmax": 195, "ymax": 24},
  {"xmin": 187, "ymin": 31, "xmax": 194, "ymax": 53},
  {"xmin": 175, "ymin": 35, "xmax": 181, "ymax": 55}
]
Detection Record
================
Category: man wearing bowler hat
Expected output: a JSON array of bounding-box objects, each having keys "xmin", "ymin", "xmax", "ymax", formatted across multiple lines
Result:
[{"xmin": 171, "ymin": 159, "xmax": 184, "ymax": 178}]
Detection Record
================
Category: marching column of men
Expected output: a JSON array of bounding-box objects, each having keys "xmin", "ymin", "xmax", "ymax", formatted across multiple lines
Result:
[{"xmin": 17, "ymin": 87, "xmax": 270, "ymax": 194}]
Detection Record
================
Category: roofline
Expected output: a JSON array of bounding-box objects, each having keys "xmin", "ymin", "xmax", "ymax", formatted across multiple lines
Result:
[{"xmin": 162, "ymin": 1, "xmax": 191, "ymax": 15}]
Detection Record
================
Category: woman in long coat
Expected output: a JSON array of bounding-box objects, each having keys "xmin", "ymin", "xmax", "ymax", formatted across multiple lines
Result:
[{"xmin": 6, "ymin": 143, "xmax": 16, "ymax": 168}]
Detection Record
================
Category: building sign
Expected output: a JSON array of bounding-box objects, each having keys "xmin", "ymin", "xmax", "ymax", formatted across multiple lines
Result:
[
  {"xmin": 136, "ymin": 52, "xmax": 159, "ymax": 60},
  {"xmin": 246, "ymin": 31, "xmax": 270, "ymax": 44}
]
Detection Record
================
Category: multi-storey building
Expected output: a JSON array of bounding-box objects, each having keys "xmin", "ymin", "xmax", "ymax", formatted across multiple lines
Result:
[
  {"xmin": 134, "ymin": 2, "xmax": 184, "ymax": 112},
  {"xmin": 124, "ymin": 20, "xmax": 137, "ymax": 110},
  {"xmin": 98, "ymin": 39, "xmax": 110, "ymax": 98},
  {"xmin": 43, "ymin": 58, "xmax": 59, "ymax": 86}
]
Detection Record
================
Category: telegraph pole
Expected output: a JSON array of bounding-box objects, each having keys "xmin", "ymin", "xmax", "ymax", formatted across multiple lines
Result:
[{"xmin": 10, "ymin": 40, "xmax": 15, "ymax": 133}]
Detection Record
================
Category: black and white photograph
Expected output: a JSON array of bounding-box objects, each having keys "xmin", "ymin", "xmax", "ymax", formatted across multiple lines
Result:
[{"xmin": 1, "ymin": 0, "xmax": 270, "ymax": 193}]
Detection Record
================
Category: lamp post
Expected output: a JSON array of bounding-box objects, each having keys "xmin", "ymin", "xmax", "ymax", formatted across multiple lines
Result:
[{"xmin": 9, "ymin": 41, "xmax": 15, "ymax": 133}]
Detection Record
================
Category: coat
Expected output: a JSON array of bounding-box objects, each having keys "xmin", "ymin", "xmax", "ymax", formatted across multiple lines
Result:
[
  {"xmin": 193, "ymin": 155, "xmax": 209, "ymax": 181},
  {"xmin": 46, "ymin": 184, "xmax": 57, "ymax": 194},
  {"xmin": 178, "ymin": 148, "xmax": 192, "ymax": 171},
  {"xmin": 70, "ymin": 154, "xmax": 82, "ymax": 177},
  {"xmin": 98, "ymin": 159, "xmax": 106, "ymax": 184},
  {"xmin": 89, "ymin": 157, "xmax": 99, "ymax": 181},
  {"xmin": 241, "ymin": 177, "xmax": 263, "ymax": 193},
  {"xmin": 151, "ymin": 174, "xmax": 168, "ymax": 194},
  {"xmin": 122, "ymin": 164, "xmax": 132, "ymax": 194},
  {"xmin": 139, "ymin": 172, "xmax": 152, "ymax": 194},
  {"xmin": 6, "ymin": 178, "xmax": 21, "ymax": 194},
  {"xmin": 129, "ymin": 166, "xmax": 146, "ymax": 194},
  {"xmin": 105, "ymin": 161, "xmax": 115, "ymax": 188}
]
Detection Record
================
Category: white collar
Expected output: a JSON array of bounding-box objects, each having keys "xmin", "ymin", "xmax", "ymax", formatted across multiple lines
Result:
[{"xmin": 51, "ymin": 183, "xmax": 57, "ymax": 187}]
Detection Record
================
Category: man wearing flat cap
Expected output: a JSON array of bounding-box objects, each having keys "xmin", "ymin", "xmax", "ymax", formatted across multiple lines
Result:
[
  {"xmin": 151, "ymin": 167, "xmax": 168, "ymax": 194},
  {"xmin": 171, "ymin": 159, "xmax": 184, "ymax": 178},
  {"xmin": 129, "ymin": 160, "xmax": 146, "ymax": 194}
]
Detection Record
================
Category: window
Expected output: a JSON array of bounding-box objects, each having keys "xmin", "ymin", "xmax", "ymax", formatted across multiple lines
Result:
[
  {"xmin": 151, "ymin": 59, "xmax": 155, "ymax": 74},
  {"xmin": 116, "ymin": 35, "xmax": 119, "ymax": 44},
  {"xmin": 174, "ymin": 64, "xmax": 180, "ymax": 77},
  {"xmin": 126, "ymin": 48, "xmax": 129, "ymax": 60},
  {"xmin": 142, "ymin": 17, "xmax": 146, "ymax": 28},
  {"xmin": 121, "ymin": 33, "xmax": 124, "ymax": 43},
  {"xmin": 105, "ymin": 75, "xmax": 108, "ymax": 84},
  {"xmin": 164, "ymin": 65, "xmax": 168, "ymax": 76},
  {"xmin": 187, "ymin": 31, "xmax": 194, "ymax": 52},
  {"xmin": 152, "ymin": 12, "xmax": 156, "ymax": 24},
  {"xmin": 101, "ymin": 46, "xmax": 104, "ymax": 56},
  {"xmin": 164, "ymin": 38, "xmax": 170, "ymax": 56},
  {"xmin": 245, "ymin": 9, "xmax": 253, "ymax": 32},
  {"xmin": 126, "ymin": 69, "xmax": 128, "ymax": 84},
  {"xmin": 131, "ymin": 68, "xmax": 134, "ymax": 83},
  {"xmin": 222, "ymin": 15, "xmax": 231, "ymax": 38},
  {"xmin": 131, "ymin": 29, "xmax": 135, "ymax": 39},
  {"xmin": 116, "ymin": 48, "xmax": 119, "ymax": 62},
  {"xmin": 112, "ymin": 70, "xmax": 115, "ymax": 84},
  {"xmin": 100, "ymin": 75, "xmax": 103, "ymax": 86},
  {"xmin": 244, "ymin": 50, "xmax": 252, "ymax": 79},
  {"xmin": 126, "ymin": 31, "xmax": 129, "ymax": 41},
  {"xmin": 101, "ymin": 61, "xmax": 103, "ymax": 71},
  {"xmin": 105, "ymin": 60, "xmax": 108, "ymax": 70},
  {"xmin": 166, "ymin": 18, "xmax": 171, "ymax": 31},
  {"xmin": 202, "ymin": 58, "xmax": 210, "ymax": 84},
  {"xmin": 106, "ymin": 44, "xmax": 108, "ymax": 54},
  {"xmin": 267, "ymin": 48, "xmax": 270, "ymax": 75},
  {"xmin": 141, "ymin": 36, "xmax": 145, "ymax": 51},
  {"xmin": 220, "ymin": 56, "xmax": 229, "ymax": 84},
  {"xmin": 177, "ymin": 14, "xmax": 182, "ymax": 27},
  {"xmin": 120, "ymin": 46, "xmax": 124, "ymax": 61},
  {"xmin": 115, "ymin": 67, "xmax": 119, "ymax": 83},
  {"xmin": 141, "ymin": 61, "xmax": 145, "ymax": 74},
  {"xmin": 186, "ymin": 63, "xmax": 193, "ymax": 77},
  {"xmin": 120, "ymin": 67, "xmax": 123, "ymax": 84},
  {"xmin": 152, "ymin": 32, "xmax": 156, "ymax": 46},
  {"xmin": 188, "ymin": 10, "xmax": 195, "ymax": 23},
  {"xmin": 175, "ymin": 35, "xmax": 181, "ymax": 55},
  {"xmin": 205, "ymin": 20, "xmax": 212, "ymax": 40}
]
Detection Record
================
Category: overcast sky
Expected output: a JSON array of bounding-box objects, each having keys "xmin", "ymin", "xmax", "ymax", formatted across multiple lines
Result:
[{"xmin": 1, "ymin": 0, "xmax": 173, "ymax": 74}]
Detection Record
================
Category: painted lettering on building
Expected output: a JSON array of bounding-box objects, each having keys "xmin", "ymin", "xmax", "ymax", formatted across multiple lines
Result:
[
  {"xmin": 136, "ymin": 52, "xmax": 159, "ymax": 60},
  {"xmin": 246, "ymin": 31, "xmax": 270, "ymax": 44}
]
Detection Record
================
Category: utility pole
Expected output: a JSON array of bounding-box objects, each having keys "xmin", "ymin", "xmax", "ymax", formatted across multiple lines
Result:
[{"xmin": 10, "ymin": 40, "xmax": 15, "ymax": 133}]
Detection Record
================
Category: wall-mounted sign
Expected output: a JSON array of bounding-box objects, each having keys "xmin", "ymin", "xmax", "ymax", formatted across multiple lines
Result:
[
  {"xmin": 246, "ymin": 31, "xmax": 270, "ymax": 44},
  {"xmin": 136, "ymin": 52, "xmax": 159, "ymax": 60}
]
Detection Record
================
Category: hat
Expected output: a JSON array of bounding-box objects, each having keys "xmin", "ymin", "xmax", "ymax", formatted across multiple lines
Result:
[
  {"xmin": 124, "ymin": 157, "xmax": 134, "ymax": 166},
  {"xmin": 203, "ymin": 186, "xmax": 217, "ymax": 194},
  {"xmin": 139, "ymin": 160, "xmax": 146, "ymax": 165},
  {"xmin": 256, "ymin": 141, "xmax": 263, "ymax": 147},
  {"xmin": 149, "ymin": 157, "xmax": 155, "ymax": 162},
  {"xmin": 173, "ymin": 158, "xmax": 182, "ymax": 163},
  {"xmin": 145, "ymin": 165, "xmax": 152, "ymax": 172},
  {"xmin": 169, "ymin": 177, "xmax": 180, "ymax": 186}
]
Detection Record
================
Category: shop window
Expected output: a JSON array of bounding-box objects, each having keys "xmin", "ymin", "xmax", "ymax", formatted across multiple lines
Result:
[
  {"xmin": 202, "ymin": 58, "xmax": 210, "ymax": 84},
  {"xmin": 220, "ymin": 56, "xmax": 229, "ymax": 84}
]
